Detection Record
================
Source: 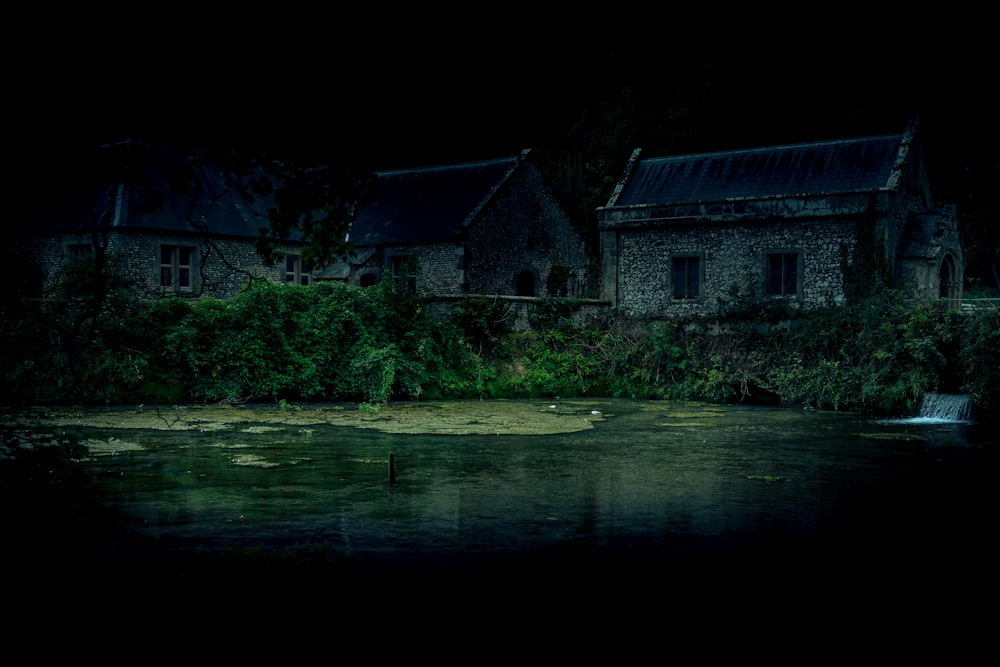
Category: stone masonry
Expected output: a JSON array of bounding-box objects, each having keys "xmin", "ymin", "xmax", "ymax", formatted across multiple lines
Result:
[{"xmin": 610, "ymin": 218, "xmax": 857, "ymax": 318}]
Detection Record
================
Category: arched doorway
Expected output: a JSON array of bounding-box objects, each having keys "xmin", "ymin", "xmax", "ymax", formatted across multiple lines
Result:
[
  {"xmin": 516, "ymin": 270, "xmax": 536, "ymax": 297},
  {"xmin": 939, "ymin": 253, "xmax": 960, "ymax": 301}
]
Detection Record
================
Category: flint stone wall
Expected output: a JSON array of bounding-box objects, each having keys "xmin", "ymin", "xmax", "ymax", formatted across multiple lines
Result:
[
  {"xmin": 614, "ymin": 219, "xmax": 857, "ymax": 318},
  {"xmin": 342, "ymin": 159, "xmax": 591, "ymax": 299},
  {"xmin": 466, "ymin": 160, "xmax": 590, "ymax": 298},
  {"xmin": 34, "ymin": 231, "xmax": 305, "ymax": 299}
]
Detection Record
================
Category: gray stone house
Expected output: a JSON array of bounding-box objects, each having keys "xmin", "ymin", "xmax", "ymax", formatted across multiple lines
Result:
[
  {"xmin": 598, "ymin": 118, "xmax": 964, "ymax": 318},
  {"xmin": 19, "ymin": 141, "xmax": 316, "ymax": 301},
  {"xmin": 319, "ymin": 149, "xmax": 591, "ymax": 298}
]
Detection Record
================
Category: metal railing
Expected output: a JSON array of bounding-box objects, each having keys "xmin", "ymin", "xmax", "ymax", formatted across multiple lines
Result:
[{"xmin": 960, "ymin": 298, "xmax": 1000, "ymax": 311}]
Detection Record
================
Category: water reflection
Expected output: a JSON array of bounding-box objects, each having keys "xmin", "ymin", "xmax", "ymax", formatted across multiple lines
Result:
[{"xmin": 75, "ymin": 400, "xmax": 996, "ymax": 582}]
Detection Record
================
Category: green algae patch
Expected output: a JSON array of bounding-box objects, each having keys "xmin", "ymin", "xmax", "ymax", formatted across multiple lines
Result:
[
  {"xmin": 1, "ymin": 399, "xmax": 612, "ymax": 436},
  {"xmin": 81, "ymin": 437, "xmax": 146, "ymax": 455},
  {"xmin": 241, "ymin": 425, "xmax": 284, "ymax": 434},
  {"xmin": 639, "ymin": 401, "xmax": 726, "ymax": 427},
  {"xmin": 657, "ymin": 422, "xmax": 713, "ymax": 428},
  {"xmin": 648, "ymin": 403, "xmax": 725, "ymax": 428},
  {"xmin": 349, "ymin": 399, "xmax": 609, "ymax": 435},
  {"xmin": 230, "ymin": 453, "xmax": 279, "ymax": 468}
]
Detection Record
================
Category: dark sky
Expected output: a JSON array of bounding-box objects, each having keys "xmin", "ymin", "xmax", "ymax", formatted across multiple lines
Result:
[
  {"xmin": 5, "ymin": 12, "xmax": 996, "ymax": 283},
  {"xmin": 7, "ymin": 21, "xmax": 996, "ymax": 191}
]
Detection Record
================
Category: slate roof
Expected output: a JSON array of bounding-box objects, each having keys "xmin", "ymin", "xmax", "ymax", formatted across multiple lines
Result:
[
  {"xmin": 26, "ymin": 143, "xmax": 274, "ymax": 240},
  {"xmin": 898, "ymin": 207, "xmax": 957, "ymax": 259},
  {"xmin": 608, "ymin": 131, "xmax": 911, "ymax": 208},
  {"xmin": 122, "ymin": 160, "xmax": 271, "ymax": 238},
  {"xmin": 346, "ymin": 152, "xmax": 525, "ymax": 246}
]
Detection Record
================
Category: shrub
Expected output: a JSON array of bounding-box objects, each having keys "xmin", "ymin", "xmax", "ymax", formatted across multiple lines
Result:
[
  {"xmin": 4, "ymin": 265, "xmax": 993, "ymax": 419},
  {"xmin": 960, "ymin": 306, "xmax": 1000, "ymax": 415}
]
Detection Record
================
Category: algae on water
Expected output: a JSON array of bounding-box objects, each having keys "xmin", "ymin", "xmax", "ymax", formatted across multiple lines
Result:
[{"xmin": 1, "ymin": 399, "xmax": 612, "ymax": 436}]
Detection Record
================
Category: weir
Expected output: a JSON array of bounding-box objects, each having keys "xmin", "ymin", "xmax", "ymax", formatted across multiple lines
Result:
[{"xmin": 918, "ymin": 392, "xmax": 974, "ymax": 423}]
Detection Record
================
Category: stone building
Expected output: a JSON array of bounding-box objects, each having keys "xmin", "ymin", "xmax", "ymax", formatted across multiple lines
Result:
[
  {"xmin": 597, "ymin": 118, "xmax": 964, "ymax": 318},
  {"xmin": 19, "ymin": 141, "xmax": 311, "ymax": 301},
  {"xmin": 319, "ymin": 150, "xmax": 591, "ymax": 298}
]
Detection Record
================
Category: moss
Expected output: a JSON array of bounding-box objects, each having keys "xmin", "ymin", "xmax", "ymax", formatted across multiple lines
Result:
[{"xmin": 1, "ymin": 398, "xmax": 612, "ymax": 436}]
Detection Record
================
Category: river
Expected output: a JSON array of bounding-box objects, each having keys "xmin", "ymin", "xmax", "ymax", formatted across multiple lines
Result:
[{"xmin": 4, "ymin": 398, "xmax": 996, "ymax": 634}]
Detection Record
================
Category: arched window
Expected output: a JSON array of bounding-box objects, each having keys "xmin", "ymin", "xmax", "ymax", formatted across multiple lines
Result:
[
  {"xmin": 939, "ymin": 254, "xmax": 959, "ymax": 301},
  {"xmin": 516, "ymin": 270, "xmax": 536, "ymax": 297}
]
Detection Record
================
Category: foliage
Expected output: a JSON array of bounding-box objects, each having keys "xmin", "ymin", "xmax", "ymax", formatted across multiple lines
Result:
[
  {"xmin": 215, "ymin": 146, "xmax": 374, "ymax": 270},
  {"xmin": 0, "ymin": 251, "xmax": 152, "ymax": 404},
  {"xmin": 163, "ymin": 282, "xmax": 366, "ymax": 403},
  {"xmin": 758, "ymin": 292, "xmax": 966, "ymax": 414},
  {"xmin": 526, "ymin": 297, "xmax": 578, "ymax": 333},
  {"xmin": 841, "ymin": 221, "xmax": 894, "ymax": 305},
  {"xmin": 451, "ymin": 296, "xmax": 514, "ymax": 357},
  {"xmin": 2, "ymin": 270, "xmax": 998, "ymax": 419},
  {"xmin": 959, "ymin": 305, "xmax": 1000, "ymax": 415},
  {"xmin": 152, "ymin": 279, "xmax": 491, "ymax": 405}
]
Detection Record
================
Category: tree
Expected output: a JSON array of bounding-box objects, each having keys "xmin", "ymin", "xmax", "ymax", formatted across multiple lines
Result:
[
  {"xmin": 1, "ymin": 141, "xmax": 149, "ymax": 402},
  {"xmin": 212, "ymin": 145, "xmax": 374, "ymax": 270}
]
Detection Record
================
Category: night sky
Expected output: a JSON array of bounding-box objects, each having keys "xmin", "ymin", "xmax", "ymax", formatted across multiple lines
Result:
[
  {"xmin": 7, "ymin": 20, "xmax": 997, "ymax": 256},
  {"xmin": 15, "ymin": 53, "xmax": 990, "ymax": 161},
  {"xmin": 8, "ymin": 21, "xmax": 995, "ymax": 169}
]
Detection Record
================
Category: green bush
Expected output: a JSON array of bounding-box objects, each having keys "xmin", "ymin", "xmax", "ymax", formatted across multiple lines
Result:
[
  {"xmin": 150, "ymin": 279, "xmax": 491, "ymax": 405},
  {"xmin": 4, "ymin": 266, "xmax": 996, "ymax": 419},
  {"xmin": 960, "ymin": 306, "xmax": 1000, "ymax": 415}
]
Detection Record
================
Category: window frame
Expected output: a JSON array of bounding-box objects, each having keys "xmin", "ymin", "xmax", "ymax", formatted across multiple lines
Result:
[
  {"xmin": 284, "ymin": 254, "xmax": 313, "ymax": 286},
  {"xmin": 386, "ymin": 252, "xmax": 417, "ymax": 291},
  {"xmin": 65, "ymin": 242, "xmax": 95, "ymax": 259},
  {"xmin": 670, "ymin": 253, "xmax": 704, "ymax": 300},
  {"xmin": 764, "ymin": 249, "xmax": 802, "ymax": 299},
  {"xmin": 159, "ymin": 243, "xmax": 197, "ymax": 293}
]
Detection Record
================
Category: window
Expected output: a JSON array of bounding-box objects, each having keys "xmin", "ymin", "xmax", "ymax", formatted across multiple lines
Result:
[
  {"xmin": 66, "ymin": 243, "xmax": 94, "ymax": 259},
  {"xmin": 160, "ymin": 244, "xmax": 195, "ymax": 292},
  {"xmin": 766, "ymin": 251, "xmax": 800, "ymax": 297},
  {"xmin": 285, "ymin": 255, "xmax": 312, "ymax": 285},
  {"xmin": 387, "ymin": 254, "xmax": 416, "ymax": 291},
  {"xmin": 672, "ymin": 255, "xmax": 701, "ymax": 299}
]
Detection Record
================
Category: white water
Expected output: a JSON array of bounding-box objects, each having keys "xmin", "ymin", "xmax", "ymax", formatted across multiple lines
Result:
[{"xmin": 910, "ymin": 392, "xmax": 974, "ymax": 424}]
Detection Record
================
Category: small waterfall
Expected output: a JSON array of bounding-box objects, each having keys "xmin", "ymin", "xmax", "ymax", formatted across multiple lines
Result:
[{"xmin": 918, "ymin": 392, "xmax": 973, "ymax": 423}]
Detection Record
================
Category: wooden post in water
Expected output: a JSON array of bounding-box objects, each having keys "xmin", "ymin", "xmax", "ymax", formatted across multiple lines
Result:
[{"xmin": 388, "ymin": 451, "xmax": 396, "ymax": 483}]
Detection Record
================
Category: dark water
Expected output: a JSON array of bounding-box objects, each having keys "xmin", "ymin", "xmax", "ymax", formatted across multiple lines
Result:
[
  {"xmin": 75, "ymin": 400, "xmax": 996, "ymax": 580},
  {"xmin": 18, "ymin": 398, "xmax": 993, "ymax": 638}
]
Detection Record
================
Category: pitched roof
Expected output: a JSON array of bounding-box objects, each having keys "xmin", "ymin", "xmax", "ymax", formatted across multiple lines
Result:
[
  {"xmin": 606, "ymin": 125, "xmax": 915, "ymax": 209},
  {"xmin": 347, "ymin": 151, "xmax": 528, "ymax": 246},
  {"xmin": 25, "ymin": 142, "xmax": 274, "ymax": 240},
  {"xmin": 898, "ymin": 206, "xmax": 959, "ymax": 259},
  {"xmin": 122, "ymin": 159, "xmax": 272, "ymax": 238}
]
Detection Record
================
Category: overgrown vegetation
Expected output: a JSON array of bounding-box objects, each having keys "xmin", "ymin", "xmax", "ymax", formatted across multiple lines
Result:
[{"xmin": 2, "ymin": 258, "xmax": 997, "ymax": 419}]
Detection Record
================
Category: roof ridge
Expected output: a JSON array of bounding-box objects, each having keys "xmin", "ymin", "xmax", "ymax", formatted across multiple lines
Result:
[
  {"xmin": 376, "ymin": 154, "xmax": 521, "ymax": 176},
  {"xmin": 639, "ymin": 133, "xmax": 905, "ymax": 163}
]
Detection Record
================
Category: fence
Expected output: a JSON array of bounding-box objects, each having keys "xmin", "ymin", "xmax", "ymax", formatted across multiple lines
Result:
[{"xmin": 960, "ymin": 298, "xmax": 1000, "ymax": 312}]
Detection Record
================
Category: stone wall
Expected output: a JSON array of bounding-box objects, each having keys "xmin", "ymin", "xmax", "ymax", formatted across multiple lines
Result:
[
  {"xmin": 33, "ymin": 231, "xmax": 306, "ymax": 300},
  {"xmin": 412, "ymin": 244, "xmax": 466, "ymax": 295},
  {"xmin": 342, "ymin": 159, "xmax": 591, "ymax": 299},
  {"xmin": 467, "ymin": 160, "xmax": 590, "ymax": 297},
  {"xmin": 610, "ymin": 219, "xmax": 857, "ymax": 318},
  {"xmin": 425, "ymin": 295, "xmax": 611, "ymax": 331},
  {"xmin": 895, "ymin": 205, "xmax": 965, "ymax": 302}
]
